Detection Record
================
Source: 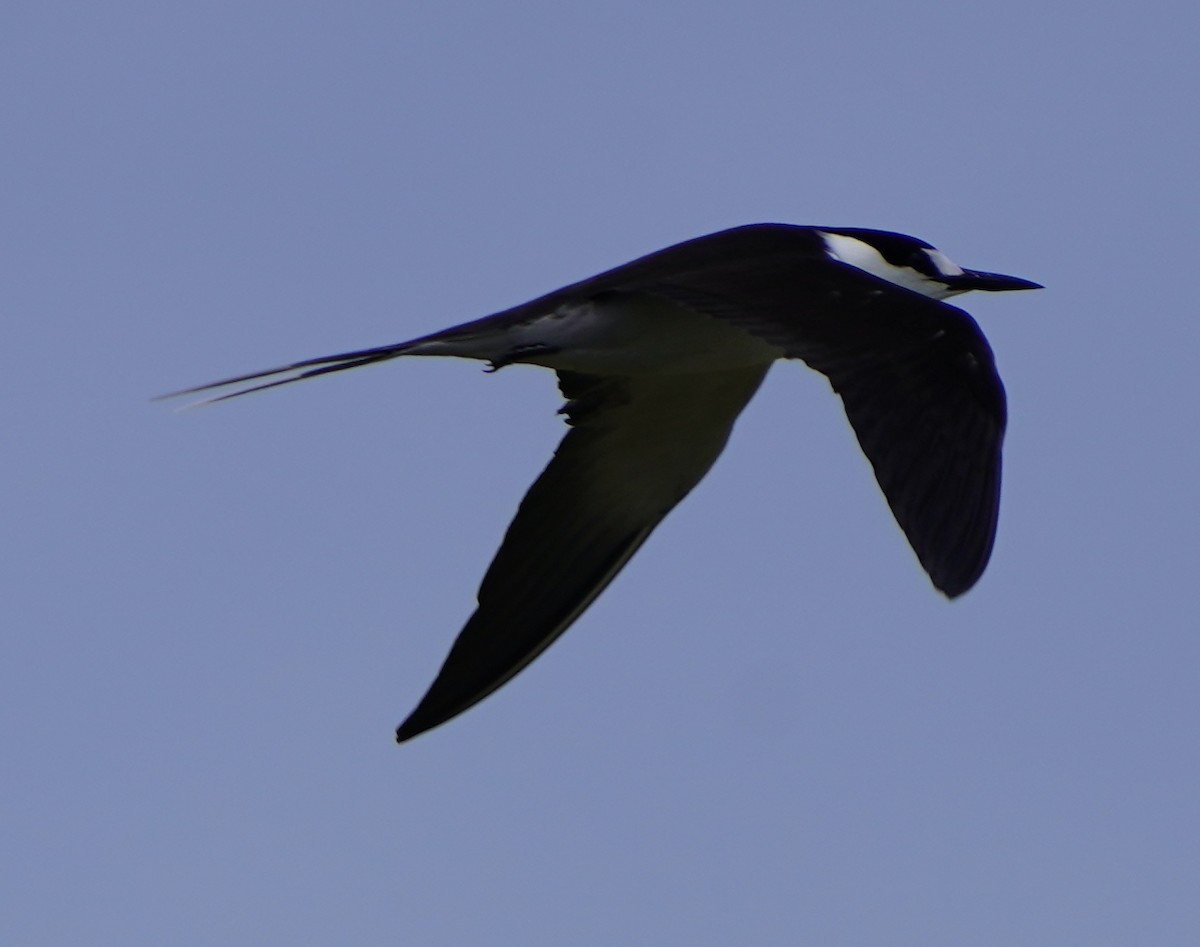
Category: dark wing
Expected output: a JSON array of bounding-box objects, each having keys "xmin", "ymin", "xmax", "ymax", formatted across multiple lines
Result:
[
  {"xmin": 572, "ymin": 228, "xmax": 1006, "ymax": 598},
  {"xmin": 395, "ymin": 364, "xmax": 769, "ymax": 742},
  {"xmin": 800, "ymin": 320, "xmax": 1004, "ymax": 597}
]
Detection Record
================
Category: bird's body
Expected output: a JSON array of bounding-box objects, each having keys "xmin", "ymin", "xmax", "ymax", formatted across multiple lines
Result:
[
  {"xmin": 166, "ymin": 224, "xmax": 1040, "ymax": 742},
  {"xmin": 414, "ymin": 294, "xmax": 784, "ymax": 375}
]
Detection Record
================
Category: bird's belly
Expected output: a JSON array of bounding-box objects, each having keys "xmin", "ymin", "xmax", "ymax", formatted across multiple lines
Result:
[{"xmin": 514, "ymin": 297, "xmax": 782, "ymax": 375}]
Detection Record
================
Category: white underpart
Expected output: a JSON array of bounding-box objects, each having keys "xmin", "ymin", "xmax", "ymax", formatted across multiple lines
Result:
[{"xmin": 820, "ymin": 232, "xmax": 964, "ymax": 300}]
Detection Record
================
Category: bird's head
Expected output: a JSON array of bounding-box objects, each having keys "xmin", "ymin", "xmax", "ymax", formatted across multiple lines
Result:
[{"xmin": 820, "ymin": 228, "xmax": 1043, "ymax": 300}]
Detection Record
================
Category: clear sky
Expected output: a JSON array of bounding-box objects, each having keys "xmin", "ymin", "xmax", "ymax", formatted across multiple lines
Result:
[{"xmin": 4, "ymin": 2, "xmax": 1197, "ymax": 944}]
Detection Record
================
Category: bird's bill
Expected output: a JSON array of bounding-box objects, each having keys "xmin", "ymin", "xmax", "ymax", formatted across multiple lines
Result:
[{"xmin": 956, "ymin": 269, "xmax": 1044, "ymax": 292}]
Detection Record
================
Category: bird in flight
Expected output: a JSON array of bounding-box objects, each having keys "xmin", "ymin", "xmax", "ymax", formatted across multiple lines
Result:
[{"xmin": 165, "ymin": 224, "xmax": 1040, "ymax": 742}]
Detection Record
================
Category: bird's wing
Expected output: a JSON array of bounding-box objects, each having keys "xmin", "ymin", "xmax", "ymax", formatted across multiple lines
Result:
[
  {"xmin": 395, "ymin": 363, "xmax": 769, "ymax": 742},
  {"xmin": 799, "ymin": 324, "xmax": 1003, "ymax": 597},
  {"xmin": 577, "ymin": 228, "xmax": 1006, "ymax": 598}
]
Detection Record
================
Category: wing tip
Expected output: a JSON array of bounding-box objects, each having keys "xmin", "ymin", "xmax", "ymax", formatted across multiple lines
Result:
[
  {"xmin": 927, "ymin": 555, "xmax": 988, "ymax": 599},
  {"xmin": 394, "ymin": 719, "xmax": 426, "ymax": 744},
  {"xmin": 394, "ymin": 703, "xmax": 454, "ymax": 744}
]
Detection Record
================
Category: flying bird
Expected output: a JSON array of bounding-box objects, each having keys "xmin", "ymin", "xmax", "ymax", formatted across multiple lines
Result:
[{"xmin": 165, "ymin": 224, "xmax": 1040, "ymax": 742}]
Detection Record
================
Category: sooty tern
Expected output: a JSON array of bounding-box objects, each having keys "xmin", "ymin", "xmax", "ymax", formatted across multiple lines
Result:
[{"xmin": 165, "ymin": 224, "xmax": 1040, "ymax": 742}]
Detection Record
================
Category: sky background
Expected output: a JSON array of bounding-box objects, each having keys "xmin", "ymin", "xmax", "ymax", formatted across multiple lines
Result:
[{"xmin": 4, "ymin": 2, "xmax": 1198, "ymax": 944}]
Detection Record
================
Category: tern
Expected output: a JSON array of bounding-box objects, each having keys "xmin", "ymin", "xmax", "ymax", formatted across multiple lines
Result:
[{"xmin": 165, "ymin": 224, "xmax": 1040, "ymax": 742}]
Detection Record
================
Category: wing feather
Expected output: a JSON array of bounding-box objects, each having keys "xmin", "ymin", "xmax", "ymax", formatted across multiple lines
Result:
[{"xmin": 395, "ymin": 364, "xmax": 769, "ymax": 742}]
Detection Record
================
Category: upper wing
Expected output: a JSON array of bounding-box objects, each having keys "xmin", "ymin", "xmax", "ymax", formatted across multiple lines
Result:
[
  {"xmin": 802, "ymin": 324, "xmax": 1004, "ymax": 597},
  {"xmin": 591, "ymin": 227, "xmax": 1006, "ymax": 598},
  {"xmin": 395, "ymin": 363, "xmax": 769, "ymax": 742}
]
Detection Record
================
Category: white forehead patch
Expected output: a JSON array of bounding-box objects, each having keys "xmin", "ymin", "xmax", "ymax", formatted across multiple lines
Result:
[
  {"xmin": 923, "ymin": 248, "xmax": 964, "ymax": 279},
  {"xmin": 819, "ymin": 231, "xmax": 961, "ymax": 299}
]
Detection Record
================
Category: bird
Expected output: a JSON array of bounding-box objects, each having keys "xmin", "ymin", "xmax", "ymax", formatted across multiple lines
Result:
[{"xmin": 164, "ymin": 223, "xmax": 1041, "ymax": 743}]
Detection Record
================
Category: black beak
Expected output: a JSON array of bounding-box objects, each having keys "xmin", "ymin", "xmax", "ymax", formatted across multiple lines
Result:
[{"xmin": 955, "ymin": 268, "xmax": 1044, "ymax": 292}]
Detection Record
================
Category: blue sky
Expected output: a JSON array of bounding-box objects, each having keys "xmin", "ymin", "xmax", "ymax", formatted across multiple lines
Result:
[{"xmin": 4, "ymin": 2, "xmax": 1198, "ymax": 944}]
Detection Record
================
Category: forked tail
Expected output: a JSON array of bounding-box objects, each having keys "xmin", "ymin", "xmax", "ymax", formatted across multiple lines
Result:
[{"xmin": 155, "ymin": 341, "xmax": 415, "ymax": 408}]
